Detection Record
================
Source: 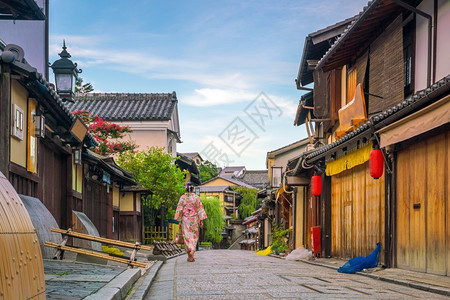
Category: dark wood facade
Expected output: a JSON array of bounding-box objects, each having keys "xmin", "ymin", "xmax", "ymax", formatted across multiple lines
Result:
[{"xmin": 292, "ymin": 1, "xmax": 450, "ymax": 275}]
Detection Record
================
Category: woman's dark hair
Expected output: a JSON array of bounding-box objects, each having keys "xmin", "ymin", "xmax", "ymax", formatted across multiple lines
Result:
[{"xmin": 185, "ymin": 182, "xmax": 193, "ymax": 192}]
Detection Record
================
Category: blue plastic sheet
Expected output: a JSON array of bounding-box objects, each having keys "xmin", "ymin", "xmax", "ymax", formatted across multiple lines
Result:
[{"xmin": 338, "ymin": 242, "xmax": 381, "ymax": 274}]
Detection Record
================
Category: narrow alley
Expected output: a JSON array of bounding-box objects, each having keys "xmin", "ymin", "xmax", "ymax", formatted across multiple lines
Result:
[{"xmin": 145, "ymin": 250, "xmax": 448, "ymax": 300}]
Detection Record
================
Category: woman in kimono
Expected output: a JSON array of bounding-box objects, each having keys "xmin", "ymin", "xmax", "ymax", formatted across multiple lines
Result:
[{"xmin": 174, "ymin": 182, "xmax": 207, "ymax": 262}]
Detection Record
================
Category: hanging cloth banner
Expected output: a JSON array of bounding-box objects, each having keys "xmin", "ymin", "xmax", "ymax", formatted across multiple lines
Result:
[{"xmin": 326, "ymin": 141, "xmax": 372, "ymax": 176}]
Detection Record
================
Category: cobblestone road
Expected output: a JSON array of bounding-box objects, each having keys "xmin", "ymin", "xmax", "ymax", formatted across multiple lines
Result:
[{"xmin": 146, "ymin": 249, "xmax": 448, "ymax": 300}]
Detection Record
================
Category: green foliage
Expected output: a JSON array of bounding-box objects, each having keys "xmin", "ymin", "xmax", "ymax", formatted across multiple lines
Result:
[
  {"xmin": 102, "ymin": 245, "xmax": 124, "ymax": 256},
  {"xmin": 116, "ymin": 147, "xmax": 186, "ymax": 224},
  {"xmin": 200, "ymin": 196, "xmax": 225, "ymax": 244},
  {"xmin": 232, "ymin": 187, "xmax": 259, "ymax": 219},
  {"xmin": 199, "ymin": 160, "xmax": 219, "ymax": 182},
  {"xmin": 75, "ymin": 77, "xmax": 94, "ymax": 93},
  {"xmin": 271, "ymin": 226, "xmax": 292, "ymax": 254},
  {"xmin": 200, "ymin": 241, "xmax": 212, "ymax": 246}
]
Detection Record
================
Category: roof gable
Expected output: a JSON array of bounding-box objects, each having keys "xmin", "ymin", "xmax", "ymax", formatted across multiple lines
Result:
[
  {"xmin": 316, "ymin": 0, "xmax": 421, "ymax": 72},
  {"xmin": 202, "ymin": 175, "xmax": 256, "ymax": 189},
  {"xmin": 297, "ymin": 16, "xmax": 355, "ymax": 87},
  {"xmin": 69, "ymin": 92, "xmax": 178, "ymax": 121}
]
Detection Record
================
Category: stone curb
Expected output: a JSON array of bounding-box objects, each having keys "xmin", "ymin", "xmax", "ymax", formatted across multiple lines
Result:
[
  {"xmin": 298, "ymin": 259, "xmax": 450, "ymax": 297},
  {"xmin": 85, "ymin": 268, "xmax": 141, "ymax": 300},
  {"xmin": 129, "ymin": 261, "xmax": 164, "ymax": 300}
]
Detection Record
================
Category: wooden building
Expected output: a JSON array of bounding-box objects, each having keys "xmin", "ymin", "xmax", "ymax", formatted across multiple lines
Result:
[
  {"xmin": 0, "ymin": 41, "xmax": 147, "ymax": 245},
  {"xmin": 264, "ymin": 139, "xmax": 310, "ymax": 250},
  {"xmin": 0, "ymin": 42, "xmax": 97, "ymax": 231},
  {"xmin": 290, "ymin": 0, "xmax": 450, "ymax": 276},
  {"xmin": 81, "ymin": 149, "xmax": 150, "ymax": 242}
]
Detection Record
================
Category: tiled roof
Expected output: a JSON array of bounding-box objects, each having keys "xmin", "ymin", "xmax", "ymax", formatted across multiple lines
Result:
[
  {"xmin": 220, "ymin": 176, "xmax": 256, "ymax": 189},
  {"xmin": 297, "ymin": 16, "xmax": 355, "ymax": 87},
  {"xmin": 198, "ymin": 185, "xmax": 233, "ymax": 193},
  {"xmin": 180, "ymin": 152, "xmax": 203, "ymax": 161},
  {"xmin": 68, "ymin": 92, "xmax": 177, "ymax": 121},
  {"xmin": 201, "ymin": 175, "xmax": 256, "ymax": 189},
  {"xmin": 82, "ymin": 149, "xmax": 137, "ymax": 186},
  {"xmin": 219, "ymin": 166, "xmax": 246, "ymax": 176},
  {"xmin": 237, "ymin": 170, "xmax": 268, "ymax": 189}
]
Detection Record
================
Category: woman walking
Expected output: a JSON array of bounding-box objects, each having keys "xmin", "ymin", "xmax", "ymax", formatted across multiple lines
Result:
[{"xmin": 174, "ymin": 182, "xmax": 207, "ymax": 262}]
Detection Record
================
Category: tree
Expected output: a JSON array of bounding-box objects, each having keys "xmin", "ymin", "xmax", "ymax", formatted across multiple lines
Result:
[
  {"xmin": 199, "ymin": 160, "xmax": 219, "ymax": 182},
  {"xmin": 73, "ymin": 110, "xmax": 136, "ymax": 156},
  {"xmin": 232, "ymin": 187, "xmax": 259, "ymax": 220},
  {"xmin": 200, "ymin": 196, "xmax": 225, "ymax": 244},
  {"xmin": 116, "ymin": 147, "xmax": 186, "ymax": 226},
  {"xmin": 75, "ymin": 77, "xmax": 94, "ymax": 93}
]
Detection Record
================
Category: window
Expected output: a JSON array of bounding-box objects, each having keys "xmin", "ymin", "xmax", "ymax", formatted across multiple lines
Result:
[
  {"xmin": 403, "ymin": 13, "xmax": 415, "ymax": 97},
  {"xmin": 27, "ymin": 98, "xmax": 38, "ymax": 173},
  {"xmin": 271, "ymin": 166, "xmax": 282, "ymax": 188},
  {"xmin": 12, "ymin": 104, "xmax": 24, "ymax": 140}
]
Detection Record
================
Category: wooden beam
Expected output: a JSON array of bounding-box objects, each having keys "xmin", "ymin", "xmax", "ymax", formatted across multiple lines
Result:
[
  {"xmin": 50, "ymin": 228, "xmax": 152, "ymax": 251},
  {"xmin": 44, "ymin": 242, "xmax": 147, "ymax": 268},
  {"xmin": 286, "ymin": 176, "xmax": 310, "ymax": 186}
]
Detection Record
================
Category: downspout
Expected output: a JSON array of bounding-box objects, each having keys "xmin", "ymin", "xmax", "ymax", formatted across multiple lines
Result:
[{"xmin": 393, "ymin": 0, "xmax": 432, "ymax": 87}]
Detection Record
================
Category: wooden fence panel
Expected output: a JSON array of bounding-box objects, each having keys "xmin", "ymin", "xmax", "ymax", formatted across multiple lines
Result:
[{"xmin": 144, "ymin": 223, "xmax": 179, "ymax": 245}]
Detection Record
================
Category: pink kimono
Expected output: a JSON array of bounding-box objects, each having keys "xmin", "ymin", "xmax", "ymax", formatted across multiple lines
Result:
[{"xmin": 174, "ymin": 193, "xmax": 207, "ymax": 252}]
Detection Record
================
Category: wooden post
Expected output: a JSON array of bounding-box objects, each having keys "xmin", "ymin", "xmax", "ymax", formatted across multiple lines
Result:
[
  {"xmin": 0, "ymin": 65, "xmax": 11, "ymax": 177},
  {"xmin": 53, "ymin": 228, "xmax": 72, "ymax": 260}
]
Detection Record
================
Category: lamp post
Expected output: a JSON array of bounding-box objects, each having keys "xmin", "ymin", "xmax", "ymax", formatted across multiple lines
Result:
[{"xmin": 50, "ymin": 40, "xmax": 81, "ymax": 103}]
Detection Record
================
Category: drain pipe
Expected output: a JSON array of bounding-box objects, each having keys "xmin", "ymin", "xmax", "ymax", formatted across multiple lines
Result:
[{"xmin": 393, "ymin": 0, "xmax": 432, "ymax": 87}]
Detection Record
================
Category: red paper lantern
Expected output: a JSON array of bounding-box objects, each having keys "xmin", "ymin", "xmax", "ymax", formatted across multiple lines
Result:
[
  {"xmin": 370, "ymin": 149, "xmax": 384, "ymax": 179},
  {"xmin": 312, "ymin": 175, "xmax": 322, "ymax": 196}
]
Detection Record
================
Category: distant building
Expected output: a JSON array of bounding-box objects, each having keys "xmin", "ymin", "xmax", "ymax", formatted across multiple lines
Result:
[
  {"xmin": 68, "ymin": 92, "xmax": 181, "ymax": 157},
  {"xmin": 219, "ymin": 166, "xmax": 246, "ymax": 178},
  {"xmin": 175, "ymin": 152, "xmax": 201, "ymax": 185},
  {"xmin": 235, "ymin": 170, "xmax": 268, "ymax": 190},
  {"xmin": 179, "ymin": 152, "xmax": 203, "ymax": 167}
]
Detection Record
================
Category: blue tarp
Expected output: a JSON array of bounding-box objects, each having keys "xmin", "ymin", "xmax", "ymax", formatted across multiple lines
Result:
[{"xmin": 338, "ymin": 242, "xmax": 381, "ymax": 274}]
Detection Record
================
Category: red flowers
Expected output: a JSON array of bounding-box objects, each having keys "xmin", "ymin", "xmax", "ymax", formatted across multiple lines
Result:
[{"xmin": 72, "ymin": 110, "xmax": 136, "ymax": 156}]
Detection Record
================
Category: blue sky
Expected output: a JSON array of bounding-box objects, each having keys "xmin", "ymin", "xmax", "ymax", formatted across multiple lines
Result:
[{"xmin": 49, "ymin": 0, "xmax": 368, "ymax": 170}]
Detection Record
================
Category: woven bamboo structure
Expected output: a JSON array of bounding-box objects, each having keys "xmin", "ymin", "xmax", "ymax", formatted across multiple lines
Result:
[{"xmin": 0, "ymin": 171, "xmax": 45, "ymax": 299}]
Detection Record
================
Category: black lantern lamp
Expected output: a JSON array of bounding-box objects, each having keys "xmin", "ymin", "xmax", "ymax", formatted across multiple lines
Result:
[{"xmin": 50, "ymin": 40, "xmax": 82, "ymax": 103}]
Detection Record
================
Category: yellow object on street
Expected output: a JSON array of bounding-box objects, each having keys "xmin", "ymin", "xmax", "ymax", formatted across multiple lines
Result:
[{"xmin": 256, "ymin": 246, "xmax": 272, "ymax": 255}]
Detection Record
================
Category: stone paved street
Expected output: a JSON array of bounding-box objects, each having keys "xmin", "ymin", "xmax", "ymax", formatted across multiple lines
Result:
[
  {"xmin": 44, "ymin": 260, "xmax": 126, "ymax": 299},
  {"xmin": 146, "ymin": 250, "xmax": 449, "ymax": 300}
]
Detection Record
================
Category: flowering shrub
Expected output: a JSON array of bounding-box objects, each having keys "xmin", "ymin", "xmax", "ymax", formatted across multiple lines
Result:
[{"xmin": 73, "ymin": 110, "xmax": 136, "ymax": 156}]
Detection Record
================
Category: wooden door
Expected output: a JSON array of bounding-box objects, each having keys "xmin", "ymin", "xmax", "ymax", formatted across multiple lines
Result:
[
  {"xmin": 306, "ymin": 186, "xmax": 319, "ymax": 249},
  {"xmin": 84, "ymin": 178, "xmax": 109, "ymax": 237},
  {"xmin": 39, "ymin": 142, "xmax": 67, "ymax": 228},
  {"xmin": 331, "ymin": 161, "xmax": 385, "ymax": 260},
  {"xmin": 396, "ymin": 132, "xmax": 449, "ymax": 275}
]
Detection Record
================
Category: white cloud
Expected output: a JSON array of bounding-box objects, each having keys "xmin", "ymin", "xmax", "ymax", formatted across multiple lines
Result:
[{"xmin": 182, "ymin": 88, "xmax": 256, "ymax": 107}]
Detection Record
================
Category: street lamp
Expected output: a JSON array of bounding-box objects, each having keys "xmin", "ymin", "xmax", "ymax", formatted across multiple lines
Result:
[{"xmin": 50, "ymin": 40, "xmax": 82, "ymax": 103}]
